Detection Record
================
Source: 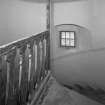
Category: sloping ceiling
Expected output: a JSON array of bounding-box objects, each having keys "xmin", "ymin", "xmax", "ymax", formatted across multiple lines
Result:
[{"xmin": 21, "ymin": 0, "xmax": 86, "ymax": 3}]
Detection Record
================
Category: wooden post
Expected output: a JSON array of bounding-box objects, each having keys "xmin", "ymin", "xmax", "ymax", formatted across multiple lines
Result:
[
  {"xmin": 46, "ymin": 0, "xmax": 50, "ymax": 30},
  {"xmin": 46, "ymin": 0, "xmax": 54, "ymax": 70}
]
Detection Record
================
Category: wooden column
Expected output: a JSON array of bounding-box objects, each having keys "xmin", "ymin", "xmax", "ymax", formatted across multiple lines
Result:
[
  {"xmin": 46, "ymin": 0, "xmax": 50, "ymax": 30},
  {"xmin": 46, "ymin": 0, "xmax": 54, "ymax": 70}
]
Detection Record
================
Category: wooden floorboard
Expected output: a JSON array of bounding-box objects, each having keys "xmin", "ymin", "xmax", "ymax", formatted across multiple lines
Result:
[{"xmin": 40, "ymin": 77, "xmax": 103, "ymax": 105}]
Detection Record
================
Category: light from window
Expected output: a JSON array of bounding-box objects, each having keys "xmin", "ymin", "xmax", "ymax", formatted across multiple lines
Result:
[{"xmin": 60, "ymin": 31, "xmax": 75, "ymax": 47}]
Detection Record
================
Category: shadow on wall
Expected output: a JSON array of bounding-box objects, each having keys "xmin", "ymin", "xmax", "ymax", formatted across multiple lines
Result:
[{"xmin": 64, "ymin": 83, "xmax": 105, "ymax": 105}]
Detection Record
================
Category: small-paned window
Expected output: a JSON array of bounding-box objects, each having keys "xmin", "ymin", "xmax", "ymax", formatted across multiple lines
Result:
[{"xmin": 60, "ymin": 31, "xmax": 76, "ymax": 47}]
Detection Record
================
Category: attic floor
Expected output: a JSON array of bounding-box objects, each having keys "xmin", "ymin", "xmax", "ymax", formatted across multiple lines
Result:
[{"xmin": 38, "ymin": 77, "xmax": 103, "ymax": 105}]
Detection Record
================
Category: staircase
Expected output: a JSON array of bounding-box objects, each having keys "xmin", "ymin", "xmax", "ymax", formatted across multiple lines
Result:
[{"xmin": 0, "ymin": 31, "xmax": 50, "ymax": 105}]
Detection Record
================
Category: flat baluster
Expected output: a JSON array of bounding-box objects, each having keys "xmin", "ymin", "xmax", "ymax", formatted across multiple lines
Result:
[
  {"xmin": 33, "ymin": 43, "xmax": 38, "ymax": 89},
  {"xmin": 0, "ymin": 57, "xmax": 2, "ymax": 103},
  {"xmin": 28, "ymin": 54, "xmax": 32, "ymax": 82},
  {"xmin": 45, "ymin": 36, "xmax": 49, "ymax": 74},
  {"xmin": 25, "ymin": 44, "xmax": 32, "ymax": 103},
  {"xmin": 5, "ymin": 49, "xmax": 17, "ymax": 105},
  {"xmin": 44, "ymin": 38, "xmax": 47, "ymax": 76},
  {"xmin": 40, "ymin": 39, "xmax": 46, "ymax": 81},
  {"xmin": 1, "ymin": 55, "xmax": 7, "ymax": 105},
  {"xmin": 44, "ymin": 39, "xmax": 46, "ymax": 77},
  {"xmin": 38, "ymin": 40, "xmax": 43, "ymax": 84},
  {"xmin": 28, "ymin": 41, "xmax": 35, "ymax": 102},
  {"xmin": 0, "ymin": 56, "xmax": 6, "ymax": 105},
  {"xmin": 31, "ymin": 41, "xmax": 36, "ymax": 90},
  {"xmin": 47, "ymin": 33, "xmax": 50, "ymax": 70},
  {"xmin": 35, "ymin": 40, "xmax": 41, "ymax": 89},
  {"xmin": 13, "ymin": 48, "xmax": 20, "ymax": 93},
  {"xmin": 35, "ymin": 44, "xmax": 37, "ymax": 72},
  {"xmin": 30, "ymin": 41, "xmax": 35, "ymax": 81},
  {"xmin": 5, "ymin": 60, "xmax": 10, "ymax": 105},
  {"xmin": 26, "ymin": 44, "xmax": 31, "ymax": 82},
  {"xmin": 28, "ymin": 41, "xmax": 34, "ymax": 83},
  {"xmin": 19, "ymin": 56, "xmax": 22, "ymax": 88},
  {"xmin": 44, "ymin": 39, "xmax": 47, "ymax": 57},
  {"xmin": 40, "ymin": 41, "xmax": 43, "ymax": 81},
  {"xmin": 6, "ymin": 57, "xmax": 10, "ymax": 100},
  {"xmin": 19, "ymin": 45, "xmax": 28, "ymax": 105}
]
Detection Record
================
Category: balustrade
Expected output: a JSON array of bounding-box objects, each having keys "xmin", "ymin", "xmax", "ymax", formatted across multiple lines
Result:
[{"xmin": 0, "ymin": 31, "xmax": 50, "ymax": 105}]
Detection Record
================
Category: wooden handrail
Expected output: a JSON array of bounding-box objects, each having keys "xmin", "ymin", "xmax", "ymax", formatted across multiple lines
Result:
[
  {"xmin": 0, "ymin": 31, "xmax": 50, "ymax": 105},
  {"xmin": 0, "ymin": 31, "xmax": 49, "ymax": 55}
]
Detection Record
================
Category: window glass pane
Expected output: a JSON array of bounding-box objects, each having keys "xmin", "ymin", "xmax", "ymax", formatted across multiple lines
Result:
[
  {"xmin": 61, "ymin": 39, "xmax": 65, "ymax": 46},
  {"xmin": 66, "ymin": 39, "xmax": 70, "ymax": 46},
  {"xmin": 70, "ymin": 32, "xmax": 75, "ymax": 39},
  {"xmin": 66, "ymin": 32, "xmax": 70, "ymax": 38},
  {"xmin": 70, "ymin": 40, "xmax": 75, "ymax": 46},
  {"xmin": 60, "ymin": 31, "xmax": 75, "ymax": 47},
  {"xmin": 61, "ymin": 32, "xmax": 65, "ymax": 38}
]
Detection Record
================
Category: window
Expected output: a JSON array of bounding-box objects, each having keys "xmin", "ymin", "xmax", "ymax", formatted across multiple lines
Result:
[{"xmin": 60, "ymin": 31, "xmax": 76, "ymax": 47}]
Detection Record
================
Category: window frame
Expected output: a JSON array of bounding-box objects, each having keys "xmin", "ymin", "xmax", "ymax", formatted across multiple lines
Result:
[{"xmin": 60, "ymin": 31, "xmax": 76, "ymax": 48}]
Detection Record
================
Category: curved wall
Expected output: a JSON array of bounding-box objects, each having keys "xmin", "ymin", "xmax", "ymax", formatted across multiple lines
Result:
[
  {"xmin": 54, "ymin": 0, "xmax": 90, "ymax": 29},
  {"xmin": 51, "ymin": 24, "xmax": 92, "ymax": 60},
  {"xmin": 52, "ymin": 24, "xmax": 105, "ymax": 89},
  {"xmin": 54, "ymin": 0, "xmax": 105, "ymax": 48}
]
